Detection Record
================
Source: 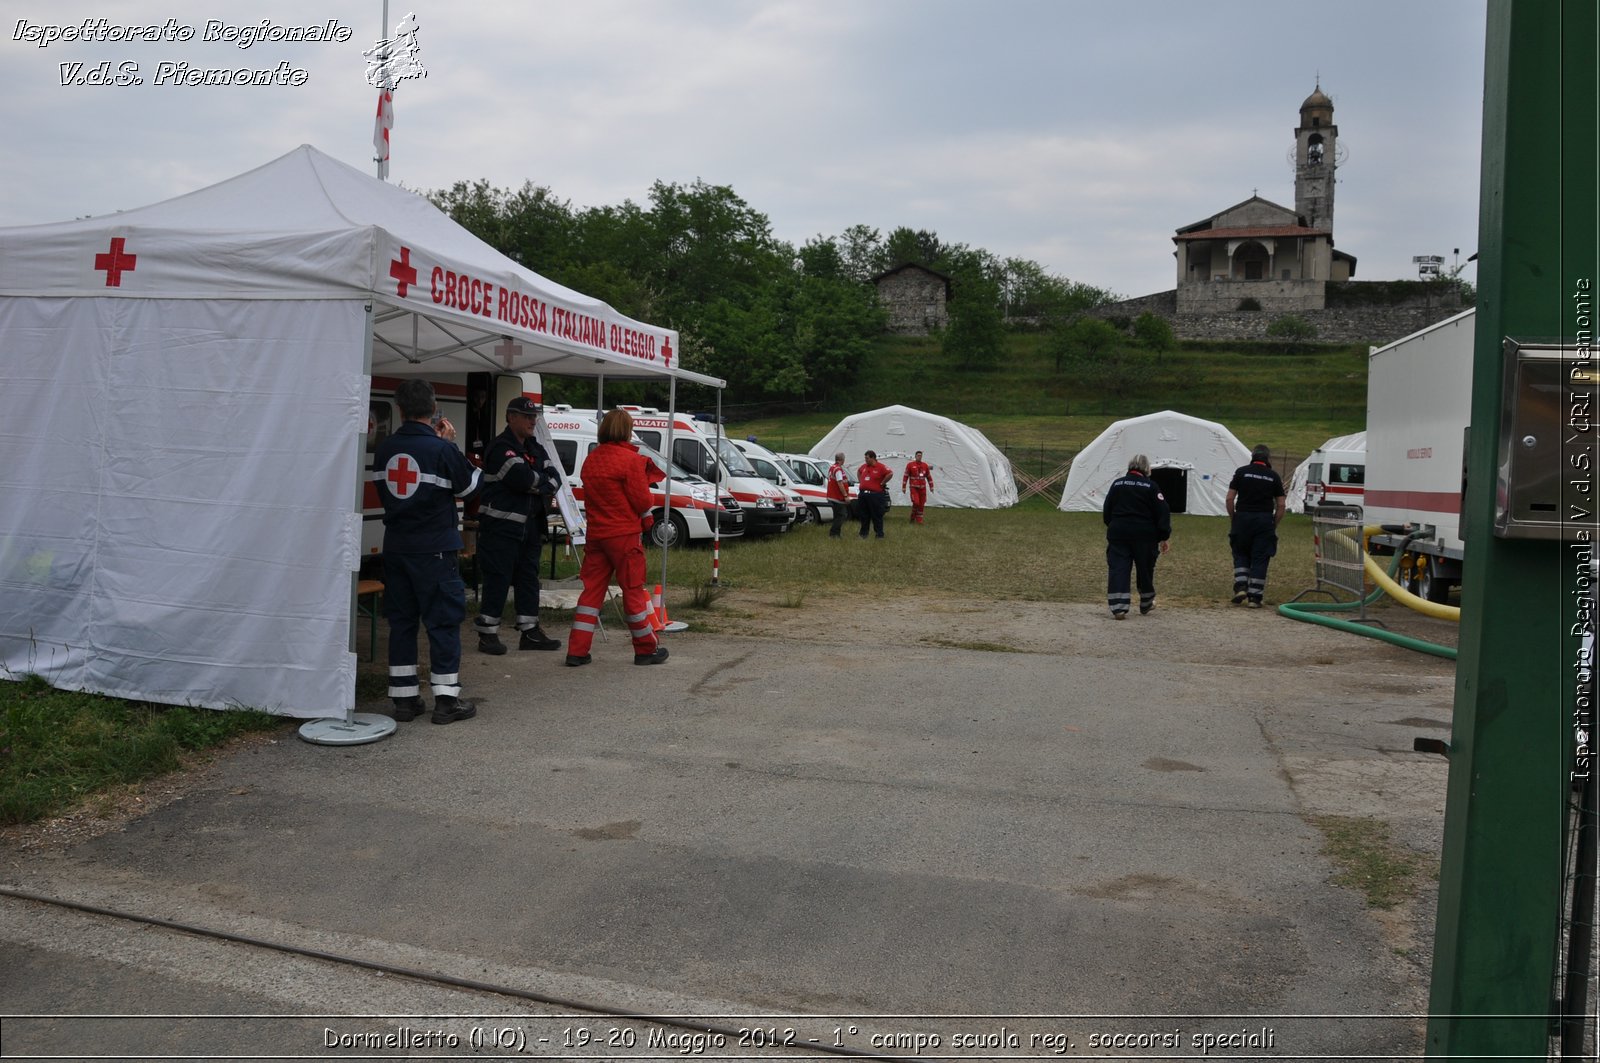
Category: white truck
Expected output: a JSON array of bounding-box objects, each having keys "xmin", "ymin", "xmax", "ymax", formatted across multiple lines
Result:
[{"xmin": 1362, "ymin": 308, "xmax": 1476, "ymax": 602}]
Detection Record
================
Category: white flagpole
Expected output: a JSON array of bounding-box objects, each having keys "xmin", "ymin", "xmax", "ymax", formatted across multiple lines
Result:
[{"xmin": 376, "ymin": 0, "xmax": 390, "ymax": 180}]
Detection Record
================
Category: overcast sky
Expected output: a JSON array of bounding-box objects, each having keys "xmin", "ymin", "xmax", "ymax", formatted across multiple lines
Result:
[{"xmin": 1, "ymin": 0, "xmax": 1488, "ymax": 298}]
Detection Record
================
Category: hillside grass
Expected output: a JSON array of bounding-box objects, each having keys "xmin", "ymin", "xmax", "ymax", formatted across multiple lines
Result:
[{"xmin": 730, "ymin": 332, "xmax": 1367, "ymax": 470}]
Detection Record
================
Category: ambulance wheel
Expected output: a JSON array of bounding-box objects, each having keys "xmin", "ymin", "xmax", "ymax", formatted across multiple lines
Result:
[
  {"xmin": 801, "ymin": 504, "xmax": 821, "ymax": 526},
  {"xmin": 647, "ymin": 511, "xmax": 688, "ymax": 549},
  {"xmin": 1415, "ymin": 555, "xmax": 1450, "ymax": 603}
]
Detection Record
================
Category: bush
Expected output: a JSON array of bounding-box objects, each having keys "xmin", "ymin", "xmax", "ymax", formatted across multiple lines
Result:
[
  {"xmin": 1237, "ymin": 297, "xmax": 1262, "ymax": 312},
  {"xmin": 1132, "ymin": 312, "xmax": 1176, "ymax": 352},
  {"xmin": 1266, "ymin": 314, "xmax": 1319, "ymax": 342}
]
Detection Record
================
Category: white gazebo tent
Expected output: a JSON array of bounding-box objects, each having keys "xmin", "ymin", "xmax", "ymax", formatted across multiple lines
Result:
[
  {"xmin": 1287, "ymin": 431, "xmax": 1367, "ymax": 512},
  {"xmin": 1058, "ymin": 410, "xmax": 1250, "ymax": 516},
  {"xmin": 808, "ymin": 404, "xmax": 1018, "ymax": 508},
  {"xmin": 0, "ymin": 145, "xmax": 721, "ymax": 730}
]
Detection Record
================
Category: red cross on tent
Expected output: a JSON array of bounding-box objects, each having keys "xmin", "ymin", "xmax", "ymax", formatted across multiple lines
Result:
[
  {"xmin": 389, "ymin": 246, "xmax": 418, "ymax": 297},
  {"xmin": 494, "ymin": 339, "xmax": 521, "ymax": 368},
  {"xmin": 384, "ymin": 454, "xmax": 421, "ymax": 498},
  {"xmin": 661, "ymin": 336, "xmax": 674, "ymax": 368},
  {"xmin": 94, "ymin": 237, "xmax": 137, "ymax": 287}
]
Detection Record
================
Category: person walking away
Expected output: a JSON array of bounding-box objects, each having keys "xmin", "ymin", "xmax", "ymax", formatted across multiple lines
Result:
[
  {"xmin": 856, "ymin": 450, "xmax": 894, "ymax": 539},
  {"xmin": 826, "ymin": 451, "xmax": 852, "ymax": 538},
  {"xmin": 474, "ymin": 396, "xmax": 562, "ymax": 654},
  {"xmin": 371, "ymin": 379, "xmax": 482, "ymax": 724},
  {"xmin": 1227, "ymin": 444, "xmax": 1287, "ymax": 608},
  {"xmin": 1102, "ymin": 454, "xmax": 1172, "ymax": 619},
  {"xmin": 564, "ymin": 409, "xmax": 669, "ymax": 667},
  {"xmin": 902, "ymin": 450, "xmax": 934, "ymax": 524}
]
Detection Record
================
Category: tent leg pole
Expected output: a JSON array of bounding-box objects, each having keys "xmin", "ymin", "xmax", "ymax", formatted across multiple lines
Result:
[{"xmin": 303, "ymin": 300, "xmax": 395, "ymax": 746}]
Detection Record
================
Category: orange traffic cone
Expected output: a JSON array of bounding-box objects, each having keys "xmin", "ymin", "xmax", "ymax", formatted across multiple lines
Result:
[{"xmin": 650, "ymin": 584, "xmax": 665, "ymax": 631}]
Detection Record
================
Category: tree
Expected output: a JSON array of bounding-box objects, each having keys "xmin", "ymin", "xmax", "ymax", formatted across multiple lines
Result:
[
  {"xmin": 1133, "ymin": 312, "xmax": 1176, "ymax": 355},
  {"xmin": 942, "ymin": 275, "xmax": 1006, "ymax": 370},
  {"xmin": 1048, "ymin": 316, "xmax": 1122, "ymax": 372}
]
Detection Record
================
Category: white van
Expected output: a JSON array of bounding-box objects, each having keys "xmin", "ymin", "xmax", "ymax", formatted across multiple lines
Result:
[
  {"xmin": 732, "ymin": 439, "xmax": 837, "ymax": 525},
  {"xmin": 1303, "ymin": 442, "xmax": 1366, "ymax": 516},
  {"xmin": 542, "ymin": 409, "xmax": 745, "ymax": 548},
  {"xmin": 602, "ymin": 408, "xmax": 796, "ymax": 537}
]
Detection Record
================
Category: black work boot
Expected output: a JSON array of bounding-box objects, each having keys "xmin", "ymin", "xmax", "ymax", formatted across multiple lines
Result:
[
  {"xmin": 518, "ymin": 625, "xmax": 561, "ymax": 651},
  {"xmin": 634, "ymin": 646, "xmax": 670, "ymax": 666},
  {"xmin": 391, "ymin": 696, "xmax": 426, "ymax": 722},
  {"xmin": 431, "ymin": 695, "xmax": 477, "ymax": 724},
  {"xmin": 477, "ymin": 631, "xmax": 507, "ymax": 655}
]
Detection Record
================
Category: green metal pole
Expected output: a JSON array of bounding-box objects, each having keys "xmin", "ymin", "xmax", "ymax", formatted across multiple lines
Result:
[{"xmin": 1427, "ymin": 0, "xmax": 1599, "ymax": 1056}]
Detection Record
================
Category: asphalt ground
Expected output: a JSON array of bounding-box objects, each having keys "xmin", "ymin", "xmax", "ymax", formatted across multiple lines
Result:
[{"xmin": 0, "ymin": 601, "xmax": 1457, "ymax": 1060}]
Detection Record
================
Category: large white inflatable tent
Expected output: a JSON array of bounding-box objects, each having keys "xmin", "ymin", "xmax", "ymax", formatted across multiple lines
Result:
[
  {"xmin": 0, "ymin": 145, "xmax": 719, "ymax": 720},
  {"xmin": 1058, "ymin": 410, "xmax": 1250, "ymax": 516},
  {"xmin": 808, "ymin": 405, "xmax": 1018, "ymax": 509}
]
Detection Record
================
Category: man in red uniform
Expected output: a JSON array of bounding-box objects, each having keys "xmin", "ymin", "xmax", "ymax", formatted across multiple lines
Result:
[
  {"xmin": 564, "ymin": 409, "xmax": 668, "ymax": 667},
  {"xmin": 856, "ymin": 450, "xmax": 894, "ymax": 539},
  {"xmin": 901, "ymin": 450, "xmax": 934, "ymax": 524},
  {"xmin": 825, "ymin": 450, "xmax": 852, "ymax": 538}
]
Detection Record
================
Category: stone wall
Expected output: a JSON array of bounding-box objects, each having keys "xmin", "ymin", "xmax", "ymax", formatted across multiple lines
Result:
[
  {"xmin": 1176, "ymin": 278, "xmax": 1325, "ymax": 314},
  {"xmin": 1095, "ymin": 286, "xmax": 1470, "ymax": 346},
  {"xmin": 875, "ymin": 269, "xmax": 950, "ymax": 335}
]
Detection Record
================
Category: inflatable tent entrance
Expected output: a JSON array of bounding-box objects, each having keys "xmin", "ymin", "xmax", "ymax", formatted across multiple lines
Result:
[
  {"xmin": 1058, "ymin": 410, "xmax": 1251, "ymax": 516},
  {"xmin": 0, "ymin": 145, "xmax": 722, "ymax": 720},
  {"xmin": 807, "ymin": 405, "xmax": 1018, "ymax": 509}
]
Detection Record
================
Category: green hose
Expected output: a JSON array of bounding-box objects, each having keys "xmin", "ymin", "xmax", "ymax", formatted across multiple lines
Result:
[{"xmin": 1277, "ymin": 531, "xmax": 1459, "ymax": 660}]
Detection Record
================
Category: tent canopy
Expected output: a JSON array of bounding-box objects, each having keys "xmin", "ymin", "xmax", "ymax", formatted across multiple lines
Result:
[
  {"xmin": 1059, "ymin": 410, "xmax": 1250, "ymax": 516},
  {"xmin": 0, "ymin": 146, "xmax": 713, "ymax": 719},
  {"xmin": 808, "ymin": 405, "xmax": 1017, "ymax": 508},
  {"xmin": 0, "ymin": 145, "xmax": 719, "ymax": 387}
]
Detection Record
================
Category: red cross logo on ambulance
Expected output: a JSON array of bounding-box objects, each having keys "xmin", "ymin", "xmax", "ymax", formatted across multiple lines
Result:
[{"xmin": 383, "ymin": 454, "xmax": 422, "ymax": 498}]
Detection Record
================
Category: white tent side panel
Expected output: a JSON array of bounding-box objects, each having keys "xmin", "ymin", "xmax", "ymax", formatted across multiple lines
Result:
[
  {"xmin": 0, "ymin": 297, "xmax": 365, "ymax": 717},
  {"xmin": 807, "ymin": 405, "xmax": 1016, "ymax": 508},
  {"xmin": 1059, "ymin": 411, "xmax": 1250, "ymax": 516}
]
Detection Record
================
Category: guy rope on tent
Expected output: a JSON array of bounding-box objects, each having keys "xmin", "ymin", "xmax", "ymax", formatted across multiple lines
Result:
[{"xmin": 1014, "ymin": 458, "xmax": 1074, "ymax": 502}]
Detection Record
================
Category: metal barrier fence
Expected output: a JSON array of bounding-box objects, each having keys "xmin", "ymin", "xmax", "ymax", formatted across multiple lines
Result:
[{"xmin": 1300, "ymin": 508, "xmax": 1372, "ymax": 620}]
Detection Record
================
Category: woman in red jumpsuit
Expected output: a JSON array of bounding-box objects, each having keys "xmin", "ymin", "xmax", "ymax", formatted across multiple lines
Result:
[{"xmin": 564, "ymin": 409, "xmax": 669, "ymax": 667}]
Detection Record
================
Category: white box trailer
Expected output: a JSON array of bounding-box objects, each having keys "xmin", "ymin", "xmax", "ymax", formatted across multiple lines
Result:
[{"xmin": 1363, "ymin": 308, "xmax": 1476, "ymax": 601}]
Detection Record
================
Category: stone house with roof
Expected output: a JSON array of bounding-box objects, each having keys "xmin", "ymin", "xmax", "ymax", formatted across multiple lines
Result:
[{"xmin": 873, "ymin": 263, "xmax": 952, "ymax": 334}]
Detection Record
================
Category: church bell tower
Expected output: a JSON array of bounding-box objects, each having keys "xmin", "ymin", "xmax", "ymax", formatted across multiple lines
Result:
[{"xmin": 1293, "ymin": 84, "xmax": 1338, "ymax": 231}]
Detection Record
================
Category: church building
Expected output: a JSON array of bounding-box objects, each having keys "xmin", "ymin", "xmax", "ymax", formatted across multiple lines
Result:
[{"xmin": 1173, "ymin": 85, "xmax": 1356, "ymax": 313}]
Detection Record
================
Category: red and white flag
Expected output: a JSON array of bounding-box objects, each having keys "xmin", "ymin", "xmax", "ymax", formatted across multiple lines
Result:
[{"xmin": 373, "ymin": 88, "xmax": 394, "ymax": 179}]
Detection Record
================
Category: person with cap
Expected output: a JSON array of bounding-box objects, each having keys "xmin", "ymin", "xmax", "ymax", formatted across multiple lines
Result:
[
  {"xmin": 473, "ymin": 395, "xmax": 562, "ymax": 654},
  {"xmin": 371, "ymin": 378, "xmax": 482, "ymax": 724},
  {"xmin": 564, "ymin": 409, "xmax": 669, "ymax": 668},
  {"xmin": 1226, "ymin": 444, "xmax": 1287, "ymax": 608},
  {"xmin": 901, "ymin": 450, "xmax": 934, "ymax": 524},
  {"xmin": 825, "ymin": 450, "xmax": 852, "ymax": 538},
  {"xmin": 1102, "ymin": 453, "xmax": 1171, "ymax": 619},
  {"xmin": 855, "ymin": 450, "xmax": 894, "ymax": 539}
]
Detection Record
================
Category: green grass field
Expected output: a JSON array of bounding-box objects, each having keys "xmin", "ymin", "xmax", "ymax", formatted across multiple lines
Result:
[{"xmin": 727, "ymin": 333, "xmax": 1367, "ymax": 475}]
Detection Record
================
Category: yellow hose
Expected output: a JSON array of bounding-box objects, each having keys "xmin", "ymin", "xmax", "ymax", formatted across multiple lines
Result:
[{"xmin": 1352, "ymin": 524, "xmax": 1461, "ymax": 622}]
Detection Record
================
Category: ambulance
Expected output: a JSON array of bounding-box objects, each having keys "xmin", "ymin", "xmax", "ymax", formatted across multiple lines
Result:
[
  {"xmin": 541, "ymin": 408, "xmax": 745, "ymax": 548},
  {"xmin": 597, "ymin": 408, "xmax": 797, "ymax": 536},
  {"xmin": 731, "ymin": 438, "xmax": 839, "ymax": 525},
  {"xmin": 1302, "ymin": 438, "xmax": 1367, "ymax": 516}
]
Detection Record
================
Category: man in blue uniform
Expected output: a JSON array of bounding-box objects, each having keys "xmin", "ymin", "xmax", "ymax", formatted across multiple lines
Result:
[
  {"xmin": 1226, "ymin": 444, "xmax": 1287, "ymax": 608},
  {"xmin": 1102, "ymin": 454, "xmax": 1172, "ymax": 619},
  {"xmin": 372, "ymin": 379, "xmax": 482, "ymax": 724},
  {"xmin": 474, "ymin": 395, "xmax": 562, "ymax": 654}
]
